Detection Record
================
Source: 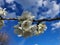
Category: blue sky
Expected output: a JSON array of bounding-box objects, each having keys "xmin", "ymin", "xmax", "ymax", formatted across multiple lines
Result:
[{"xmin": 0, "ymin": 0, "xmax": 60, "ymax": 45}]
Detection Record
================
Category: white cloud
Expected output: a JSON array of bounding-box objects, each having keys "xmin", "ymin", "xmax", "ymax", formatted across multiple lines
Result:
[
  {"xmin": 14, "ymin": 0, "xmax": 39, "ymax": 19},
  {"xmin": 5, "ymin": 12, "xmax": 17, "ymax": 18},
  {"xmin": 52, "ymin": 1, "xmax": 59, "ymax": 11},
  {"xmin": 39, "ymin": 1, "xmax": 59, "ymax": 18},
  {"xmin": 39, "ymin": 16, "xmax": 46, "ymax": 19},
  {"xmin": 15, "ymin": 0, "xmax": 37, "ymax": 9},
  {"xmin": 6, "ymin": 0, "xmax": 14, "ymax": 3},
  {"xmin": 17, "ymin": 35, "xmax": 22, "ymax": 37},
  {"xmin": 0, "ymin": 0, "xmax": 5, "ymax": 6},
  {"xmin": 51, "ymin": 21, "xmax": 60, "ymax": 30},
  {"xmin": 43, "ymin": 0, "xmax": 48, "ymax": 7},
  {"xmin": 14, "ymin": 0, "xmax": 59, "ymax": 19},
  {"xmin": 41, "ymin": 1, "xmax": 60, "ymax": 18},
  {"xmin": 37, "ymin": 0, "xmax": 43, "ymax": 7},
  {"xmin": 34, "ymin": 44, "xmax": 38, "ymax": 45}
]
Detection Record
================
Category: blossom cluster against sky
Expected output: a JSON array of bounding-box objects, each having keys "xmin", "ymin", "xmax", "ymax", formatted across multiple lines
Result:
[{"xmin": 0, "ymin": 0, "xmax": 60, "ymax": 45}]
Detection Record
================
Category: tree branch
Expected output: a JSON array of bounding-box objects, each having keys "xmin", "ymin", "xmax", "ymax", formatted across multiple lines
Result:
[
  {"xmin": 0, "ymin": 18, "xmax": 18, "ymax": 20},
  {"xmin": 0, "ymin": 17, "xmax": 60, "ymax": 22},
  {"xmin": 33, "ymin": 17, "xmax": 60, "ymax": 22}
]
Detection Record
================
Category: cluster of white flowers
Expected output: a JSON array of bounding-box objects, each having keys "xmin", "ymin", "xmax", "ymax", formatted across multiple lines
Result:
[
  {"xmin": 0, "ymin": 7, "xmax": 7, "ymax": 28},
  {"xmin": 14, "ymin": 11, "xmax": 47, "ymax": 37},
  {"xmin": 38, "ymin": 23, "xmax": 47, "ymax": 34},
  {"xmin": 0, "ymin": 7, "xmax": 6, "ymax": 16}
]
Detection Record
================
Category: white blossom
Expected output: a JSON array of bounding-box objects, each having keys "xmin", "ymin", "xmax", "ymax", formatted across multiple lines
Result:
[
  {"xmin": 38, "ymin": 23, "xmax": 47, "ymax": 33},
  {"xmin": 14, "ymin": 25, "xmax": 19, "ymax": 29},
  {"xmin": 18, "ymin": 27, "xmax": 22, "ymax": 30},
  {"xmin": 0, "ymin": 7, "xmax": 6, "ymax": 16},
  {"xmin": 21, "ymin": 20, "xmax": 32, "ymax": 30},
  {"xmin": 18, "ymin": 11, "xmax": 35, "ymax": 21},
  {"xmin": 14, "ymin": 26, "xmax": 23, "ymax": 35},
  {"xmin": 28, "ymin": 25, "xmax": 38, "ymax": 35}
]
